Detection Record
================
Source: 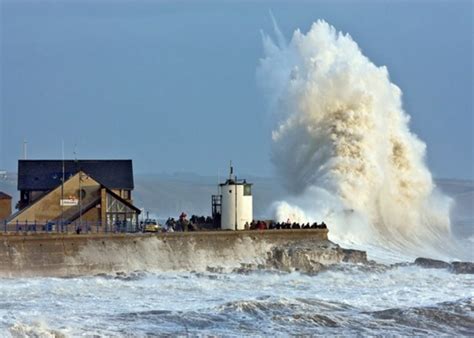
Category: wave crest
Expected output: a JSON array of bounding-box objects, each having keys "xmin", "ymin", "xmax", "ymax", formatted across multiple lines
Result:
[{"xmin": 258, "ymin": 20, "xmax": 460, "ymax": 260}]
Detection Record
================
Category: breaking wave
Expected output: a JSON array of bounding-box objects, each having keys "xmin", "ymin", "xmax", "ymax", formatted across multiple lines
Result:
[
  {"xmin": 2, "ymin": 266, "xmax": 472, "ymax": 336},
  {"xmin": 257, "ymin": 20, "xmax": 463, "ymax": 261},
  {"xmin": 113, "ymin": 295, "xmax": 474, "ymax": 335}
]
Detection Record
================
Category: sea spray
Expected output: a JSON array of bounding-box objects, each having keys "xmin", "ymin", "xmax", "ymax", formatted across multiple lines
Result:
[{"xmin": 257, "ymin": 20, "xmax": 457, "ymax": 260}]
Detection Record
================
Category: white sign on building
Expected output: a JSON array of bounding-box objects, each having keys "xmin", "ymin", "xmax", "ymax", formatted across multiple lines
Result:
[{"xmin": 60, "ymin": 198, "xmax": 79, "ymax": 206}]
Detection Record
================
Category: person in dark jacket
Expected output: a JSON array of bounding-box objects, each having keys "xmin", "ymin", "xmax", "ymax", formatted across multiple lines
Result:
[
  {"xmin": 250, "ymin": 221, "xmax": 257, "ymax": 230},
  {"xmin": 292, "ymin": 222, "xmax": 300, "ymax": 229}
]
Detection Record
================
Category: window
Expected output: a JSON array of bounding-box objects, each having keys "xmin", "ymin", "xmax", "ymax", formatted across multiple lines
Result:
[
  {"xmin": 105, "ymin": 192, "xmax": 138, "ymax": 228},
  {"xmin": 76, "ymin": 189, "xmax": 86, "ymax": 199},
  {"xmin": 244, "ymin": 184, "xmax": 252, "ymax": 196}
]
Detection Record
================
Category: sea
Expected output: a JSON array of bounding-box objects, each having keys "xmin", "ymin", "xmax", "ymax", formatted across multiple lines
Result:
[{"xmin": 0, "ymin": 264, "xmax": 472, "ymax": 336}]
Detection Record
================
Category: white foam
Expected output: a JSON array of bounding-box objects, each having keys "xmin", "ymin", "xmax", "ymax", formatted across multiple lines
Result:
[
  {"xmin": 258, "ymin": 20, "xmax": 467, "ymax": 261},
  {"xmin": 0, "ymin": 267, "xmax": 471, "ymax": 335}
]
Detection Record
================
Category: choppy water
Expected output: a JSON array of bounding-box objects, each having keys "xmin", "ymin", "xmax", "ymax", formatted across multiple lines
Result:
[{"xmin": 1, "ymin": 265, "xmax": 472, "ymax": 336}]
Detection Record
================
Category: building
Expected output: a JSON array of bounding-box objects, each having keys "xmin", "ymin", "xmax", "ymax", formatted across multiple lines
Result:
[
  {"xmin": 0, "ymin": 192, "xmax": 12, "ymax": 221},
  {"xmin": 212, "ymin": 165, "xmax": 253, "ymax": 230},
  {"xmin": 7, "ymin": 160, "xmax": 140, "ymax": 231},
  {"xmin": 17, "ymin": 160, "xmax": 134, "ymax": 210}
]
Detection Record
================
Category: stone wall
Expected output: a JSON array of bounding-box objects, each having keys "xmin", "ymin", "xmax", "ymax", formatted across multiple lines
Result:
[{"xmin": 0, "ymin": 229, "xmax": 352, "ymax": 277}]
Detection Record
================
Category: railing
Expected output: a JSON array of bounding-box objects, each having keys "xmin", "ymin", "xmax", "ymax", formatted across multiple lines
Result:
[{"xmin": 1, "ymin": 220, "xmax": 142, "ymax": 234}]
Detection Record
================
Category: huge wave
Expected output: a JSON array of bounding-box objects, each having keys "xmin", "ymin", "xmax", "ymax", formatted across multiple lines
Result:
[{"xmin": 257, "ymin": 20, "xmax": 462, "ymax": 261}]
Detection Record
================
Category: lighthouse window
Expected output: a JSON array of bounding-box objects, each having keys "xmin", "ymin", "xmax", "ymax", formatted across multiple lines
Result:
[{"xmin": 244, "ymin": 184, "xmax": 252, "ymax": 196}]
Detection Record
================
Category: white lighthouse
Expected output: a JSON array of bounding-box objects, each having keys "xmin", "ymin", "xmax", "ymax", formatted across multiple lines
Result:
[{"xmin": 215, "ymin": 164, "xmax": 253, "ymax": 230}]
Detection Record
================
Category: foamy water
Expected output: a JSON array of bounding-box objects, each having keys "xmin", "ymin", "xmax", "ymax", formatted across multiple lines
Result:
[
  {"xmin": 257, "ymin": 20, "xmax": 462, "ymax": 261},
  {"xmin": 1, "ymin": 266, "xmax": 472, "ymax": 336}
]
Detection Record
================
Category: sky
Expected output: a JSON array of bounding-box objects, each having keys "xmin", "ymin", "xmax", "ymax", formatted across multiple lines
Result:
[{"xmin": 0, "ymin": 0, "xmax": 472, "ymax": 179}]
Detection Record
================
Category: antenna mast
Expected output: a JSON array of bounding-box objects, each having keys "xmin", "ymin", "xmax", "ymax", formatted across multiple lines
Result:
[
  {"xmin": 61, "ymin": 140, "xmax": 65, "ymax": 230},
  {"xmin": 76, "ymin": 145, "xmax": 83, "ymax": 228},
  {"xmin": 23, "ymin": 139, "xmax": 28, "ymax": 159}
]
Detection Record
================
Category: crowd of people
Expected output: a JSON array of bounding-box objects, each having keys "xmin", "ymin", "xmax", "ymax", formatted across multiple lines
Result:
[
  {"xmin": 189, "ymin": 215, "xmax": 213, "ymax": 224},
  {"xmin": 163, "ymin": 212, "xmax": 196, "ymax": 232},
  {"xmin": 245, "ymin": 220, "xmax": 327, "ymax": 230},
  {"xmin": 162, "ymin": 212, "xmax": 327, "ymax": 232}
]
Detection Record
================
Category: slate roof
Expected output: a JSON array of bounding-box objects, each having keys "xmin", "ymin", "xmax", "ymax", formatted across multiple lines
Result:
[
  {"xmin": 18, "ymin": 160, "xmax": 134, "ymax": 191},
  {"xmin": 0, "ymin": 192, "xmax": 12, "ymax": 200}
]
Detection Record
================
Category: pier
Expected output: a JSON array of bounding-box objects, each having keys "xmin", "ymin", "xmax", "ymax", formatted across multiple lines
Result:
[{"xmin": 0, "ymin": 229, "xmax": 331, "ymax": 278}]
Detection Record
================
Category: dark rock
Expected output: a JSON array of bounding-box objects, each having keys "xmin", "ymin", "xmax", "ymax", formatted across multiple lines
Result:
[
  {"xmin": 232, "ymin": 267, "xmax": 254, "ymax": 275},
  {"xmin": 414, "ymin": 257, "xmax": 451, "ymax": 269},
  {"xmin": 450, "ymin": 261, "xmax": 474, "ymax": 274},
  {"xmin": 206, "ymin": 266, "xmax": 224, "ymax": 274},
  {"xmin": 397, "ymin": 258, "xmax": 474, "ymax": 275},
  {"xmin": 265, "ymin": 241, "xmax": 367, "ymax": 274},
  {"xmin": 341, "ymin": 249, "xmax": 367, "ymax": 263}
]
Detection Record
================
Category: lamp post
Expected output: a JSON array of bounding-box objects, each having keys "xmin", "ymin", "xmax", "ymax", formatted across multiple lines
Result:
[
  {"xmin": 61, "ymin": 140, "xmax": 65, "ymax": 231},
  {"xmin": 79, "ymin": 171, "xmax": 83, "ymax": 230}
]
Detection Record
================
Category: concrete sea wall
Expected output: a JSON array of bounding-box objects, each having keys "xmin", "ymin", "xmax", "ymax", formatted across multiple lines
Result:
[{"xmin": 0, "ymin": 230, "xmax": 366, "ymax": 277}]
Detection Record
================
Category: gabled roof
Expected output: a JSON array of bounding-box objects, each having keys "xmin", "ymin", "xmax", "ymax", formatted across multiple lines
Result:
[
  {"xmin": 67, "ymin": 188, "xmax": 141, "ymax": 223},
  {"xmin": 0, "ymin": 192, "xmax": 12, "ymax": 200},
  {"xmin": 18, "ymin": 160, "xmax": 134, "ymax": 191},
  {"xmin": 8, "ymin": 170, "xmax": 140, "ymax": 224},
  {"xmin": 104, "ymin": 187, "xmax": 142, "ymax": 213}
]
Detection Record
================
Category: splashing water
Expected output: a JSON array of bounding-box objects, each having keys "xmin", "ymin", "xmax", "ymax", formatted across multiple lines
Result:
[{"xmin": 257, "ymin": 20, "xmax": 462, "ymax": 261}]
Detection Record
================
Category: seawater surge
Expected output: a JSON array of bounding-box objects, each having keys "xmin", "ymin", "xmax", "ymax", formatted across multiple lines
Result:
[{"xmin": 257, "ymin": 20, "xmax": 461, "ymax": 261}]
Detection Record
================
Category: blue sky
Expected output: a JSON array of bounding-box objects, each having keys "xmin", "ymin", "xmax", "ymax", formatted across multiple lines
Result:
[{"xmin": 1, "ymin": 0, "xmax": 472, "ymax": 179}]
